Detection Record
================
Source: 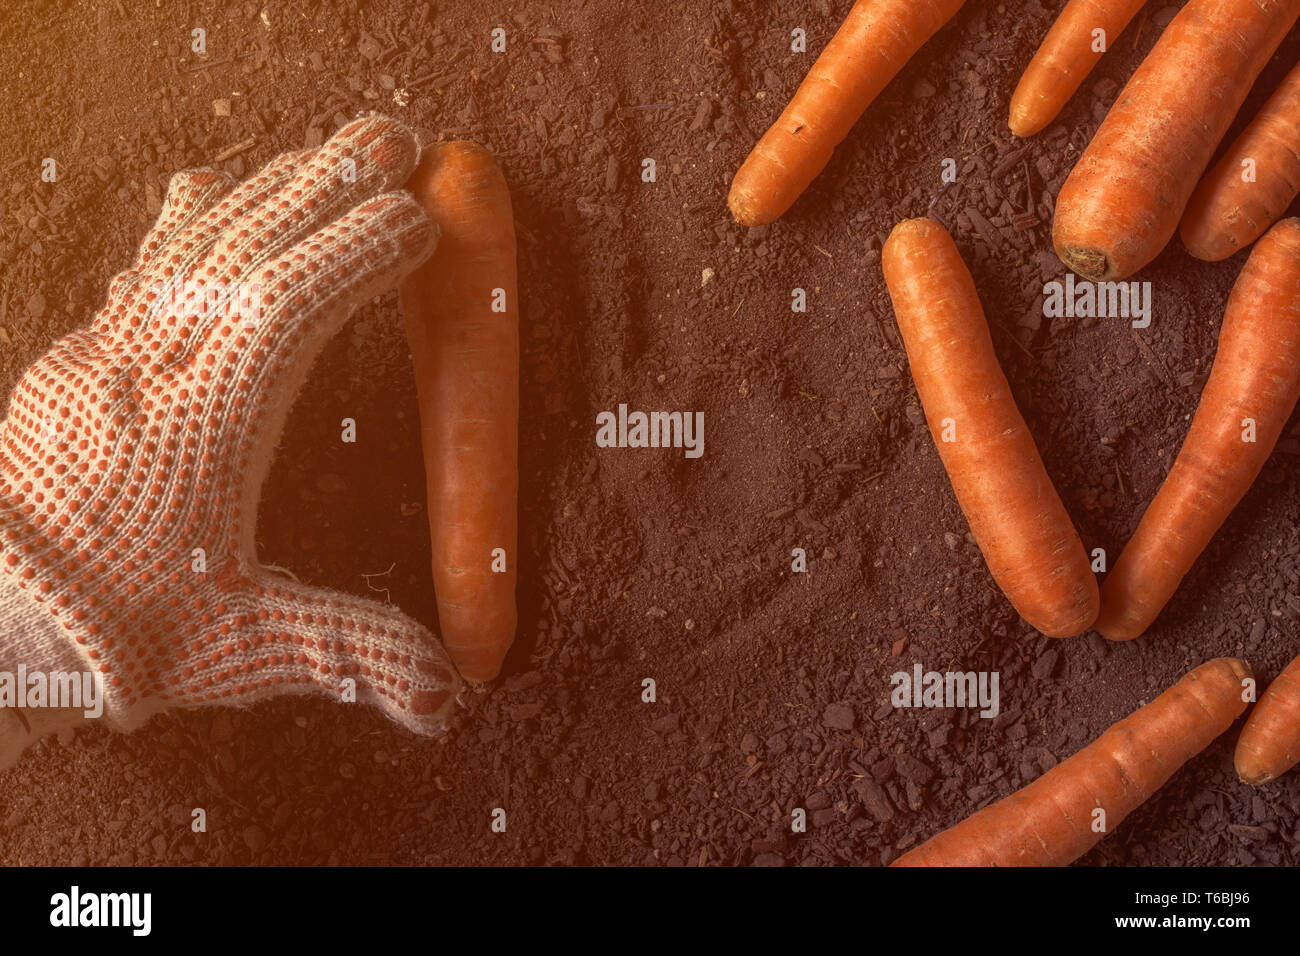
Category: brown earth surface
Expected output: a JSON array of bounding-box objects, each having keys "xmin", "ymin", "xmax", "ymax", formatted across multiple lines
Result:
[{"xmin": 1, "ymin": 0, "xmax": 1299, "ymax": 866}]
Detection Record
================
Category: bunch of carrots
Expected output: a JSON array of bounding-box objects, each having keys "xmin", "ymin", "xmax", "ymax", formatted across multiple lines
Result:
[
  {"xmin": 882, "ymin": 218, "xmax": 1300, "ymax": 860},
  {"xmin": 721, "ymin": 0, "xmax": 1300, "ymax": 860},
  {"xmin": 390, "ymin": 0, "xmax": 1300, "ymax": 864}
]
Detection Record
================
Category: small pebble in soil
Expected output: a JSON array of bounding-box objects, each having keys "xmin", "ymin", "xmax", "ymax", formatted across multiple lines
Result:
[
  {"xmin": 822, "ymin": 702, "xmax": 855, "ymax": 731},
  {"xmin": 805, "ymin": 790, "xmax": 832, "ymax": 811}
]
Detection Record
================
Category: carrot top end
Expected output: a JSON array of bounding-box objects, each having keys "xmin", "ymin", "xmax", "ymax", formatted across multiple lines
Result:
[
  {"xmin": 1236, "ymin": 768, "xmax": 1273, "ymax": 787},
  {"xmin": 1059, "ymin": 246, "xmax": 1109, "ymax": 282}
]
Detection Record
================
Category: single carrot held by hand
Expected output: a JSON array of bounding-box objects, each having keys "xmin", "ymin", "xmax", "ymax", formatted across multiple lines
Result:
[
  {"xmin": 727, "ymin": 0, "xmax": 966, "ymax": 227},
  {"xmin": 1052, "ymin": 0, "xmax": 1300, "ymax": 281},
  {"xmin": 1235, "ymin": 655, "xmax": 1300, "ymax": 784},
  {"xmin": 1180, "ymin": 62, "xmax": 1300, "ymax": 262},
  {"xmin": 882, "ymin": 218, "xmax": 1098, "ymax": 638},
  {"xmin": 1008, "ymin": 0, "xmax": 1148, "ymax": 138},
  {"xmin": 893, "ymin": 658, "xmax": 1252, "ymax": 866},
  {"xmin": 400, "ymin": 141, "xmax": 519, "ymax": 683},
  {"xmin": 1096, "ymin": 219, "xmax": 1300, "ymax": 641}
]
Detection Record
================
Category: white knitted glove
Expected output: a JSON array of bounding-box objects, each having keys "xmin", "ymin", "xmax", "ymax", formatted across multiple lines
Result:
[{"xmin": 0, "ymin": 116, "xmax": 460, "ymax": 768}]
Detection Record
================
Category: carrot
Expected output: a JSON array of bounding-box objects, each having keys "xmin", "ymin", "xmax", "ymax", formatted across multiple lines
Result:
[
  {"xmin": 893, "ymin": 658, "xmax": 1252, "ymax": 866},
  {"xmin": 1236, "ymin": 654, "xmax": 1300, "ymax": 784},
  {"xmin": 883, "ymin": 218, "xmax": 1098, "ymax": 637},
  {"xmin": 1181, "ymin": 62, "xmax": 1300, "ymax": 262},
  {"xmin": 1008, "ymin": 0, "xmax": 1148, "ymax": 138},
  {"xmin": 1052, "ymin": 0, "xmax": 1300, "ymax": 282},
  {"xmin": 727, "ymin": 0, "xmax": 967, "ymax": 227},
  {"xmin": 1095, "ymin": 220, "xmax": 1300, "ymax": 641},
  {"xmin": 399, "ymin": 141, "xmax": 519, "ymax": 683}
]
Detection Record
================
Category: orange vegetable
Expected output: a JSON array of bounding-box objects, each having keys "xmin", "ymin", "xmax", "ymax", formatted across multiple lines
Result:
[
  {"xmin": 1096, "ymin": 220, "xmax": 1300, "ymax": 640},
  {"xmin": 400, "ymin": 142, "xmax": 519, "ymax": 682},
  {"xmin": 893, "ymin": 658, "xmax": 1252, "ymax": 866},
  {"xmin": 727, "ymin": 0, "xmax": 966, "ymax": 227},
  {"xmin": 1235, "ymin": 654, "xmax": 1300, "ymax": 785},
  {"xmin": 1052, "ymin": 0, "xmax": 1300, "ymax": 281},
  {"xmin": 1009, "ymin": 0, "xmax": 1148, "ymax": 138},
  {"xmin": 1181, "ymin": 62, "xmax": 1300, "ymax": 262},
  {"xmin": 883, "ymin": 218, "xmax": 1098, "ymax": 637}
]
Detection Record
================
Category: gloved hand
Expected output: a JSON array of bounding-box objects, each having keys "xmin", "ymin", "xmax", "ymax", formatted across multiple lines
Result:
[{"xmin": 0, "ymin": 115, "xmax": 460, "ymax": 769}]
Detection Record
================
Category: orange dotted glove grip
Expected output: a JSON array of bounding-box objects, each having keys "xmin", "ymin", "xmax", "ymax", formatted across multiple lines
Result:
[{"xmin": 0, "ymin": 117, "xmax": 460, "ymax": 764}]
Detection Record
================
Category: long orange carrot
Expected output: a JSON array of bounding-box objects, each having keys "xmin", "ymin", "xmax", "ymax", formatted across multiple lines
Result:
[
  {"xmin": 400, "ymin": 142, "xmax": 519, "ymax": 683},
  {"xmin": 1096, "ymin": 219, "xmax": 1300, "ymax": 641},
  {"xmin": 1235, "ymin": 654, "xmax": 1300, "ymax": 784},
  {"xmin": 727, "ymin": 0, "xmax": 966, "ymax": 227},
  {"xmin": 893, "ymin": 658, "xmax": 1251, "ymax": 866},
  {"xmin": 1052, "ymin": 0, "xmax": 1300, "ymax": 281},
  {"xmin": 1181, "ymin": 62, "xmax": 1300, "ymax": 262},
  {"xmin": 1008, "ymin": 0, "xmax": 1148, "ymax": 138},
  {"xmin": 883, "ymin": 218, "xmax": 1098, "ymax": 637}
]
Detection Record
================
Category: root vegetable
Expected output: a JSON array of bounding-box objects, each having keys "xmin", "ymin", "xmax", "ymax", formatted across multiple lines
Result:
[
  {"xmin": 1052, "ymin": 0, "xmax": 1300, "ymax": 281},
  {"xmin": 1009, "ymin": 0, "xmax": 1148, "ymax": 138},
  {"xmin": 1181, "ymin": 62, "xmax": 1300, "ymax": 262},
  {"xmin": 882, "ymin": 217, "xmax": 1098, "ymax": 637},
  {"xmin": 400, "ymin": 141, "xmax": 519, "ymax": 683},
  {"xmin": 1235, "ymin": 655, "xmax": 1300, "ymax": 784},
  {"xmin": 893, "ymin": 658, "xmax": 1252, "ymax": 866},
  {"xmin": 1096, "ymin": 219, "xmax": 1300, "ymax": 640},
  {"xmin": 727, "ymin": 0, "xmax": 966, "ymax": 227}
]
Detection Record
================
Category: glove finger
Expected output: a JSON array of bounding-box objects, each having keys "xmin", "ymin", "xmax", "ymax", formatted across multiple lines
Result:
[
  {"xmin": 188, "ymin": 116, "xmax": 421, "ymax": 308},
  {"xmin": 133, "ymin": 169, "xmax": 236, "ymax": 272},
  {"xmin": 249, "ymin": 189, "xmax": 437, "ymax": 358},
  {"xmin": 139, "ymin": 148, "xmax": 316, "ymax": 296},
  {"xmin": 102, "ymin": 150, "xmax": 315, "ymax": 354}
]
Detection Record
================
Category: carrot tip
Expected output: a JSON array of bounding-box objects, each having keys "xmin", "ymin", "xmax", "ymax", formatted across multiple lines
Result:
[
  {"xmin": 1007, "ymin": 110, "xmax": 1041, "ymax": 139},
  {"xmin": 1180, "ymin": 229, "xmax": 1235, "ymax": 263},
  {"xmin": 1091, "ymin": 604, "xmax": 1141, "ymax": 642},
  {"xmin": 727, "ymin": 189, "xmax": 766, "ymax": 228}
]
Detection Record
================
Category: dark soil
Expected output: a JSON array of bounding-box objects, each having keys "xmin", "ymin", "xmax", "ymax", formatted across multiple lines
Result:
[{"xmin": 1, "ymin": 0, "xmax": 1299, "ymax": 866}]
